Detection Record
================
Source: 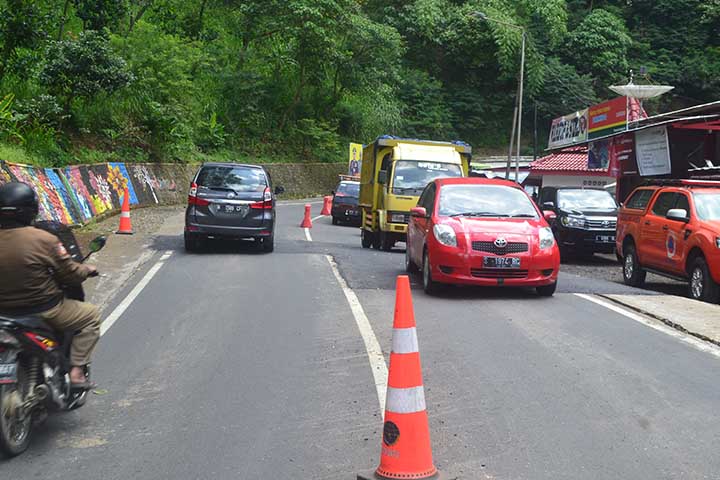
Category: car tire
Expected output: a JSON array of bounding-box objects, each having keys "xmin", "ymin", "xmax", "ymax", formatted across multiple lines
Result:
[
  {"xmin": 261, "ymin": 235, "xmax": 274, "ymax": 253},
  {"xmin": 689, "ymin": 257, "xmax": 719, "ymax": 303},
  {"xmin": 380, "ymin": 231, "xmax": 394, "ymax": 252},
  {"xmin": 405, "ymin": 246, "xmax": 418, "ymax": 273},
  {"xmin": 184, "ymin": 233, "xmax": 203, "ymax": 253},
  {"xmin": 361, "ymin": 230, "xmax": 373, "ymax": 249},
  {"xmin": 622, "ymin": 243, "xmax": 646, "ymax": 287},
  {"xmin": 422, "ymin": 250, "xmax": 441, "ymax": 295},
  {"xmin": 536, "ymin": 282, "xmax": 557, "ymax": 297},
  {"xmin": 332, "ymin": 216, "xmax": 339, "ymax": 225}
]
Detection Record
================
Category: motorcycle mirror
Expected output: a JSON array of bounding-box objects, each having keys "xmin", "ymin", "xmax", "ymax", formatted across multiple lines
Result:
[{"xmin": 88, "ymin": 236, "xmax": 107, "ymax": 253}]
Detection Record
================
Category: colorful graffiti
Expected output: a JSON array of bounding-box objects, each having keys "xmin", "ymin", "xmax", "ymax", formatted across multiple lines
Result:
[{"xmin": 0, "ymin": 160, "xmax": 188, "ymax": 226}]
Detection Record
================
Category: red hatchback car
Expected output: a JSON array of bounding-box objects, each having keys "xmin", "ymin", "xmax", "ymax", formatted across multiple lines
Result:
[{"xmin": 405, "ymin": 177, "xmax": 561, "ymax": 295}]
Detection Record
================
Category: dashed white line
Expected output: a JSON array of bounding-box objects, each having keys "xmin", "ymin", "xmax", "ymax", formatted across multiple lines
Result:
[
  {"xmin": 304, "ymin": 228, "xmax": 312, "ymax": 242},
  {"xmin": 100, "ymin": 250, "xmax": 173, "ymax": 336},
  {"xmin": 326, "ymin": 255, "xmax": 388, "ymax": 418},
  {"xmin": 575, "ymin": 293, "xmax": 720, "ymax": 359}
]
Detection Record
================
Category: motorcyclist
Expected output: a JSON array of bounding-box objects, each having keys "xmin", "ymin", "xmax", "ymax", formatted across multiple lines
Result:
[{"xmin": 0, "ymin": 182, "xmax": 100, "ymax": 389}]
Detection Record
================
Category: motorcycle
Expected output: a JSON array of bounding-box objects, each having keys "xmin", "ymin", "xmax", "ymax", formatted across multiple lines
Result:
[{"xmin": 0, "ymin": 222, "xmax": 106, "ymax": 457}]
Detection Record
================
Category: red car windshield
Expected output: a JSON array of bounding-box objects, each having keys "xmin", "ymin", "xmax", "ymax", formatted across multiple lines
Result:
[{"xmin": 438, "ymin": 184, "xmax": 538, "ymax": 218}]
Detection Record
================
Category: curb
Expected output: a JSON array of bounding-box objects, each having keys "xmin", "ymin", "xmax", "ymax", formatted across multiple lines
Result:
[{"xmin": 598, "ymin": 294, "xmax": 720, "ymax": 348}]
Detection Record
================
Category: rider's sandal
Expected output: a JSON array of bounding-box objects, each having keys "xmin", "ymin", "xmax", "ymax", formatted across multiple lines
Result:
[{"xmin": 70, "ymin": 381, "xmax": 96, "ymax": 391}]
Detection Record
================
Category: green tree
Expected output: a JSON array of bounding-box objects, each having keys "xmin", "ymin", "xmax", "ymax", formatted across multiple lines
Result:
[
  {"xmin": 0, "ymin": 0, "xmax": 50, "ymax": 79},
  {"xmin": 73, "ymin": 0, "xmax": 128, "ymax": 32},
  {"xmin": 564, "ymin": 9, "xmax": 631, "ymax": 92},
  {"xmin": 39, "ymin": 31, "xmax": 133, "ymax": 116}
]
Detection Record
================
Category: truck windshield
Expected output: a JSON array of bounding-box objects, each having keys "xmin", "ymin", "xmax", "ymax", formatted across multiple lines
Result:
[
  {"xmin": 693, "ymin": 192, "xmax": 720, "ymax": 220},
  {"xmin": 438, "ymin": 184, "xmax": 538, "ymax": 218},
  {"xmin": 392, "ymin": 161, "xmax": 462, "ymax": 195},
  {"xmin": 557, "ymin": 189, "xmax": 617, "ymax": 210}
]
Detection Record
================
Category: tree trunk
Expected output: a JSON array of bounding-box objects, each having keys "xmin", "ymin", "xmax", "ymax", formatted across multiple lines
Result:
[
  {"xmin": 58, "ymin": 0, "xmax": 71, "ymax": 40},
  {"xmin": 128, "ymin": 0, "xmax": 153, "ymax": 35},
  {"xmin": 195, "ymin": 0, "xmax": 209, "ymax": 39},
  {"xmin": 278, "ymin": 64, "xmax": 306, "ymax": 132}
]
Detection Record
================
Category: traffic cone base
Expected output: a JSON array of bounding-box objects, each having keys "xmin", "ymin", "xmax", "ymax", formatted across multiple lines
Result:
[{"xmin": 357, "ymin": 471, "xmax": 445, "ymax": 480}]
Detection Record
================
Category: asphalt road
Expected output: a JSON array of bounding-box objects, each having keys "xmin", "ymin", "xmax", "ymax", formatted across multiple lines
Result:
[{"xmin": 3, "ymin": 202, "xmax": 720, "ymax": 479}]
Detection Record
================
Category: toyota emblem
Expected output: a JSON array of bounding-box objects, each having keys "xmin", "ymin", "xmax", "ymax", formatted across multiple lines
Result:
[
  {"xmin": 601, "ymin": 220, "xmax": 610, "ymax": 228},
  {"xmin": 227, "ymin": 192, "xmax": 236, "ymax": 199},
  {"xmin": 494, "ymin": 237, "xmax": 508, "ymax": 248}
]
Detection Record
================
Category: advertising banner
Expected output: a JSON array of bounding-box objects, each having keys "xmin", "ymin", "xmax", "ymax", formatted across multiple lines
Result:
[
  {"xmin": 588, "ymin": 97, "xmax": 628, "ymax": 139},
  {"xmin": 635, "ymin": 126, "xmax": 671, "ymax": 176},
  {"xmin": 587, "ymin": 133, "xmax": 635, "ymax": 177},
  {"xmin": 548, "ymin": 109, "xmax": 588, "ymax": 149},
  {"xmin": 348, "ymin": 143, "xmax": 362, "ymax": 176}
]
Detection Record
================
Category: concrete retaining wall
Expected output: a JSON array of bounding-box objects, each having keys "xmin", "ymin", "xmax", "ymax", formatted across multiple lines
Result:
[{"xmin": 0, "ymin": 161, "xmax": 346, "ymax": 226}]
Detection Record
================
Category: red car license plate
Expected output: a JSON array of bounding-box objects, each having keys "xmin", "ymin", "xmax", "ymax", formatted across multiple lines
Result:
[{"xmin": 483, "ymin": 257, "xmax": 521, "ymax": 269}]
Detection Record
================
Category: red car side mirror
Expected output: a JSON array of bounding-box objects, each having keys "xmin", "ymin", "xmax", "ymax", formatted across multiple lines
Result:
[
  {"xmin": 410, "ymin": 207, "xmax": 428, "ymax": 218},
  {"xmin": 543, "ymin": 210, "xmax": 557, "ymax": 222}
]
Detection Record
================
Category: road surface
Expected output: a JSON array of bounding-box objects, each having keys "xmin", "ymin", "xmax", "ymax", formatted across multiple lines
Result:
[{"xmin": 4, "ymin": 202, "xmax": 720, "ymax": 479}]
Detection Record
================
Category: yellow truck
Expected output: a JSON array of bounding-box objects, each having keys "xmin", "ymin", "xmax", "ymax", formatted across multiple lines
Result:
[{"xmin": 359, "ymin": 136, "xmax": 472, "ymax": 250}]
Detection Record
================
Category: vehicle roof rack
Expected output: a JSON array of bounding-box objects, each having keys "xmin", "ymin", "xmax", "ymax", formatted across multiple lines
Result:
[{"xmin": 641, "ymin": 179, "xmax": 720, "ymax": 188}]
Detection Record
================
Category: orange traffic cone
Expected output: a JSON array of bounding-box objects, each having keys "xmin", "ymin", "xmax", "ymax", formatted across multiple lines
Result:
[
  {"xmin": 116, "ymin": 187, "xmax": 134, "ymax": 235},
  {"xmin": 358, "ymin": 275, "xmax": 442, "ymax": 480},
  {"xmin": 300, "ymin": 204, "xmax": 312, "ymax": 228},
  {"xmin": 321, "ymin": 195, "xmax": 332, "ymax": 216}
]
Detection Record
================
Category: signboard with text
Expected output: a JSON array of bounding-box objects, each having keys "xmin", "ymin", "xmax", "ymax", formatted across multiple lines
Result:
[
  {"xmin": 348, "ymin": 143, "xmax": 362, "ymax": 176},
  {"xmin": 548, "ymin": 109, "xmax": 588, "ymax": 149},
  {"xmin": 588, "ymin": 97, "xmax": 628, "ymax": 139},
  {"xmin": 635, "ymin": 126, "xmax": 671, "ymax": 176}
]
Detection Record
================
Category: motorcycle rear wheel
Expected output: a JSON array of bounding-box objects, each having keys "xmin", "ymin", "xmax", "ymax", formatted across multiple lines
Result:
[{"xmin": 0, "ymin": 382, "xmax": 32, "ymax": 457}]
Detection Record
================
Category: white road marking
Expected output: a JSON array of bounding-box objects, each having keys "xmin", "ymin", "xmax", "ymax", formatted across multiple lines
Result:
[
  {"xmin": 326, "ymin": 255, "xmax": 388, "ymax": 418},
  {"xmin": 311, "ymin": 214, "xmax": 325, "ymax": 222},
  {"xmin": 100, "ymin": 250, "xmax": 173, "ymax": 336},
  {"xmin": 304, "ymin": 228, "xmax": 312, "ymax": 242},
  {"xmin": 574, "ymin": 293, "xmax": 720, "ymax": 359}
]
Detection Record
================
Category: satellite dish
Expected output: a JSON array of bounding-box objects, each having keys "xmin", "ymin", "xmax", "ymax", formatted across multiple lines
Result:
[{"xmin": 609, "ymin": 83, "xmax": 674, "ymax": 99}]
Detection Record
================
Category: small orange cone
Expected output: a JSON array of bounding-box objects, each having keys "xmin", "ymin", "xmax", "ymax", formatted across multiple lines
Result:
[
  {"xmin": 358, "ymin": 276, "xmax": 442, "ymax": 480},
  {"xmin": 116, "ymin": 187, "xmax": 134, "ymax": 235},
  {"xmin": 321, "ymin": 195, "xmax": 332, "ymax": 216},
  {"xmin": 300, "ymin": 204, "xmax": 312, "ymax": 228}
]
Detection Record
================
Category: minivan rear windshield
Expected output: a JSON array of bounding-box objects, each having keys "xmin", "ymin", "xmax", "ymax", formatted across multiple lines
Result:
[{"xmin": 197, "ymin": 166, "xmax": 267, "ymax": 192}]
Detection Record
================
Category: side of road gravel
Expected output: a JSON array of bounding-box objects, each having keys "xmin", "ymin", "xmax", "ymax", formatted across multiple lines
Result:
[{"xmin": 602, "ymin": 294, "xmax": 720, "ymax": 347}]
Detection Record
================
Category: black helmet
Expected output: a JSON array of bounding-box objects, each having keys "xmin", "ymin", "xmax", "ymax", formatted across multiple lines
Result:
[{"xmin": 0, "ymin": 182, "xmax": 39, "ymax": 227}]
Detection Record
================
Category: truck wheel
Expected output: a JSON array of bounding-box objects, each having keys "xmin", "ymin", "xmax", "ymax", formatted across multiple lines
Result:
[
  {"xmin": 332, "ymin": 216, "xmax": 339, "ymax": 225},
  {"xmin": 622, "ymin": 244, "xmax": 646, "ymax": 287},
  {"xmin": 689, "ymin": 257, "xmax": 719, "ymax": 303},
  {"xmin": 361, "ymin": 230, "xmax": 373, "ymax": 249},
  {"xmin": 380, "ymin": 231, "xmax": 394, "ymax": 251}
]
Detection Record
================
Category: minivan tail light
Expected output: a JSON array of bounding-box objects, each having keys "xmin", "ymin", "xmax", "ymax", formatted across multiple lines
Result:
[
  {"xmin": 188, "ymin": 182, "xmax": 210, "ymax": 206},
  {"xmin": 250, "ymin": 188, "xmax": 273, "ymax": 209}
]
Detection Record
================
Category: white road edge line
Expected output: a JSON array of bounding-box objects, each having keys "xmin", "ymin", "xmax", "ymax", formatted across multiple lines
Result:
[
  {"xmin": 304, "ymin": 228, "xmax": 312, "ymax": 242},
  {"xmin": 574, "ymin": 293, "xmax": 720, "ymax": 359},
  {"xmin": 280, "ymin": 201, "xmax": 323, "ymax": 206},
  {"xmin": 100, "ymin": 250, "xmax": 173, "ymax": 337},
  {"xmin": 311, "ymin": 214, "xmax": 325, "ymax": 222},
  {"xmin": 326, "ymin": 255, "xmax": 388, "ymax": 418}
]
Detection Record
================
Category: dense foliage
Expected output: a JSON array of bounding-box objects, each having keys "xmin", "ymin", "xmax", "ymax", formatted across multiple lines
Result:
[{"xmin": 0, "ymin": 0, "xmax": 718, "ymax": 166}]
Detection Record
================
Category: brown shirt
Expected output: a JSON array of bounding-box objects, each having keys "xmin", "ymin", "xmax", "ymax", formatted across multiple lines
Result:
[{"xmin": 0, "ymin": 226, "xmax": 92, "ymax": 313}]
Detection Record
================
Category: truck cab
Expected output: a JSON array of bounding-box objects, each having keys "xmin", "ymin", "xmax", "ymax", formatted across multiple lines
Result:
[{"xmin": 359, "ymin": 136, "xmax": 471, "ymax": 251}]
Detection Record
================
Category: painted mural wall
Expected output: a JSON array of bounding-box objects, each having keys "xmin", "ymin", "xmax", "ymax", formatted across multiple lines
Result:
[
  {"xmin": 0, "ymin": 161, "xmax": 347, "ymax": 226},
  {"xmin": 0, "ymin": 161, "xmax": 195, "ymax": 226}
]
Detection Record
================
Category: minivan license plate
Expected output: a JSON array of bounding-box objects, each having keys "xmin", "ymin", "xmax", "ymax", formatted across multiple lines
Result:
[
  {"xmin": 0, "ymin": 363, "xmax": 17, "ymax": 384},
  {"xmin": 483, "ymin": 257, "xmax": 521, "ymax": 269}
]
